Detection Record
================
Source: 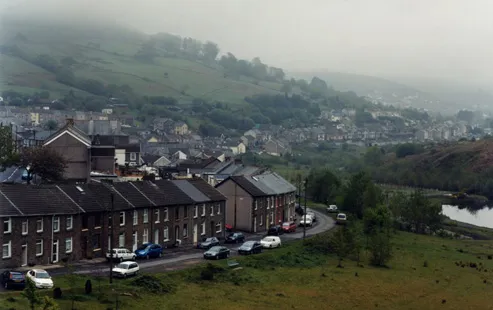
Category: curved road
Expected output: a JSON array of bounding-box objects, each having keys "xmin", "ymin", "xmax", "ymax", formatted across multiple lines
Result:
[{"xmin": 49, "ymin": 208, "xmax": 335, "ymax": 276}]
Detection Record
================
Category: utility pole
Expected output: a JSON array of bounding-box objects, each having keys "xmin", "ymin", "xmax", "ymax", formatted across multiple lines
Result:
[
  {"xmin": 109, "ymin": 192, "xmax": 114, "ymax": 284},
  {"xmin": 303, "ymin": 177, "xmax": 308, "ymax": 241}
]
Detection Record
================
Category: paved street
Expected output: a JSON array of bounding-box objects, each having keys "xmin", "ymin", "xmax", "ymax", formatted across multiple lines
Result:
[{"xmin": 27, "ymin": 208, "xmax": 335, "ymax": 277}]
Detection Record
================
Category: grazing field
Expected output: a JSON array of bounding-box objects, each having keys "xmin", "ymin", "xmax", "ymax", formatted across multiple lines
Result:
[{"xmin": 2, "ymin": 231, "xmax": 493, "ymax": 310}]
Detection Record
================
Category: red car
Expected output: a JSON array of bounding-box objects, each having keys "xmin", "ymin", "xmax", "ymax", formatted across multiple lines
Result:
[{"xmin": 282, "ymin": 222, "xmax": 297, "ymax": 233}]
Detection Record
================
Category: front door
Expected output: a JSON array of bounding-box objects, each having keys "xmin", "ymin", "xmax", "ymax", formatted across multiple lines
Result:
[
  {"xmin": 210, "ymin": 221, "xmax": 215, "ymax": 236},
  {"xmin": 52, "ymin": 240, "xmax": 59, "ymax": 263},
  {"xmin": 21, "ymin": 244, "xmax": 27, "ymax": 267},
  {"xmin": 132, "ymin": 231, "xmax": 138, "ymax": 251},
  {"xmin": 193, "ymin": 224, "xmax": 198, "ymax": 244}
]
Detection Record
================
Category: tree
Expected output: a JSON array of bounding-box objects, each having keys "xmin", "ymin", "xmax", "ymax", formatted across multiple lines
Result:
[
  {"xmin": 307, "ymin": 168, "xmax": 340, "ymax": 204},
  {"xmin": 42, "ymin": 296, "xmax": 60, "ymax": 310},
  {"xmin": 401, "ymin": 190, "xmax": 442, "ymax": 234},
  {"xmin": 22, "ymin": 277, "xmax": 41, "ymax": 310},
  {"xmin": 0, "ymin": 125, "xmax": 18, "ymax": 171},
  {"xmin": 342, "ymin": 172, "xmax": 372, "ymax": 218},
  {"xmin": 280, "ymin": 81, "xmax": 292, "ymax": 97},
  {"xmin": 19, "ymin": 147, "xmax": 67, "ymax": 184},
  {"xmin": 330, "ymin": 227, "xmax": 352, "ymax": 268},
  {"xmin": 44, "ymin": 120, "xmax": 58, "ymax": 131},
  {"xmin": 202, "ymin": 41, "xmax": 219, "ymax": 61},
  {"xmin": 347, "ymin": 221, "xmax": 365, "ymax": 266},
  {"xmin": 363, "ymin": 205, "xmax": 393, "ymax": 267}
]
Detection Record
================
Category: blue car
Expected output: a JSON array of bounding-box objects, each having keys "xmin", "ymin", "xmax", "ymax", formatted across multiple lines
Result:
[{"xmin": 134, "ymin": 243, "xmax": 163, "ymax": 259}]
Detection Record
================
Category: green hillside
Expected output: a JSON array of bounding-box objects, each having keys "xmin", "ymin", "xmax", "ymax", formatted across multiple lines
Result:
[{"xmin": 0, "ymin": 19, "xmax": 281, "ymax": 103}]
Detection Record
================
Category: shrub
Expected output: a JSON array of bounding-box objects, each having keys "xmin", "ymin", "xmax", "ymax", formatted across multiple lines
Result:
[
  {"xmin": 130, "ymin": 275, "xmax": 176, "ymax": 294},
  {"xmin": 85, "ymin": 280, "xmax": 92, "ymax": 295},
  {"xmin": 200, "ymin": 269, "xmax": 214, "ymax": 281},
  {"xmin": 53, "ymin": 287, "xmax": 62, "ymax": 299}
]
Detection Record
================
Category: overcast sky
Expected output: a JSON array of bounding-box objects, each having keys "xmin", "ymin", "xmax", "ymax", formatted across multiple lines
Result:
[{"xmin": 3, "ymin": 0, "xmax": 493, "ymax": 85}]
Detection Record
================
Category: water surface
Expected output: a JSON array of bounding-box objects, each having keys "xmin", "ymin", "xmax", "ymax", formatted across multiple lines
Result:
[{"xmin": 442, "ymin": 205, "xmax": 493, "ymax": 229}]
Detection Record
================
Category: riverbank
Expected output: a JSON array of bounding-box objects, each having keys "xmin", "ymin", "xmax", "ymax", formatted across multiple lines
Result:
[{"xmin": 2, "ymin": 231, "xmax": 493, "ymax": 309}]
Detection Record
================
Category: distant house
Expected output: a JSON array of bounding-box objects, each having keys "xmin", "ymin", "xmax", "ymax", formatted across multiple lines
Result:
[
  {"xmin": 174, "ymin": 122, "xmax": 189, "ymax": 135},
  {"xmin": 141, "ymin": 154, "xmax": 171, "ymax": 167},
  {"xmin": 264, "ymin": 139, "xmax": 289, "ymax": 156},
  {"xmin": 224, "ymin": 141, "xmax": 246, "ymax": 155}
]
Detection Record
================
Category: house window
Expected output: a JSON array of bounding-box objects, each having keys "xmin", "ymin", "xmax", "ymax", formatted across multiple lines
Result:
[
  {"xmin": 3, "ymin": 218, "xmax": 11, "ymax": 234},
  {"xmin": 201, "ymin": 204, "xmax": 206, "ymax": 216},
  {"xmin": 2, "ymin": 241, "xmax": 11, "ymax": 259},
  {"xmin": 65, "ymin": 238, "xmax": 73, "ymax": 253},
  {"xmin": 163, "ymin": 227, "xmax": 169, "ymax": 242},
  {"xmin": 130, "ymin": 152, "xmax": 137, "ymax": 161},
  {"xmin": 143, "ymin": 229, "xmax": 148, "ymax": 243},
  {"xmin": 154, "ymin": 209, "xmax": 160, "ymax": 223},
  {"xmin": 53, "ymin": 216, "xmax": 60, "ymax": 232},
  {"xmin": 194, "ymin": 206, "xmax": 198, "ymax": 218},
  {"xmin": 36, "ymin": 239, "xmax": 43, "ymax": 256},
  {"xmin": 119, "ymin": 212, "xmax": 125, "ymax": 226},
  {"xmin": 143, "ymin": 209, "xmax": 149, "ymax": 223},
  {"xmin": 201, "ymin": 222, "xmax": 206, "ymax": 235},
  {"xmin": 215, "ymin": 222, "xmax": 222, "ymax": 233},
  {"xmin": 217, "ymin": 204, "xmax": 221, "ymax": 215},
  {"xmin": 133, "ymin": 210, "xmax": 138, "ymax": 225},
  {"xmin": 184, "ymin": 206, "xmax": 188, "ymax": 218},
  {"xmin": 210, "ymin": 206, "xmax": 214, "ymax": 216},
  {"xmin": 164, "ymin": 208, "xmax": 169, "ymax": 221},
  {"xmin": 260, "ymin": 215, "xmax": 263, "ymax": 226},
  {"xmin": 175, "ymin": 207, "xmax": 180, "ymax": 220},
  {"xmin": 154, "ymin": 229, "xmax": 159, "ymax": 244},
  {"xmin": 270, "ymin": 212, "xmax": 274, "ymax": 224},
  {"xmin": 118, "ymin": 232, "xmax": 125, "ymax": 247},
  {"xmin": 22, "ymin": 219, "xmax": 28, "ymax": 235},
  {"xmin": 66, "ymin": 216, "xmax": 73, "ymax": 230},
  {"xmin": 183, "ymin": 224, "xmax": 188, "ymax": 238},
  {"xmin": 36, "ymin": 218, "xmax": 43, "ymax": 232},
  {"xmin": 254, "ymin": 200, "xmax": 258, "ymax": 210}
]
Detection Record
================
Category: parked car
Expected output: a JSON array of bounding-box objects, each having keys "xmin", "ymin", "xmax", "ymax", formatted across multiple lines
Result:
[
  {"xmin": 25, "ymin": 269, "xmax": 53, "ymax": 289},
  {"xmin": 299, "ymin": 215, "xmax": 313, "ymax": 227},
  {"xmin": 295, "ymin": 204, "xmax": 305, "ymax": 215},
  {"xmin": 134, "ymin": 243, "xmax": 163, "ymax": 259},
  {"xmin": 327, "ymin": 205, "xmax": 338, "ymax": 213},
  {"xmin": 238, "ymin": 241, "xmax": 263, "ymax": 255},
  {"xmin": 112, "ymin": 261, "xmax": 140, "ymax": 278},
  {"xmin": 306, "ymin": 211, "xmax": 317, "ymax": 222},
  {"xmin": 267, "ymin": 225, "xmax": 284, "ymax": 236},
  {"xmin": 260, "ymin": 236, "xmax": 282, "ymax": 248},
  {"xmin": 1, "ymin": 271, "xmax": 25, "ymax": 290},
  {"xmin": 225, "ymin": 232, "xmax": 245, "ymax": 244},
  {"xmin": 336, "ymin": 213, "xmax": 347, "ymax": 225},
  {"xmin": 197, "ymin": 237, "xmax": 220, "ymax": 249},
  {"xmin": 106, "ymin": 248, "xmax": 136, "ymax": 262},
  {"xmin": 282, "ymin": 221, "xmax": 297, "ymax": 233},
  {"xmin": 203, "ymin": 246, "xmax": 230, "ymax": 260}
]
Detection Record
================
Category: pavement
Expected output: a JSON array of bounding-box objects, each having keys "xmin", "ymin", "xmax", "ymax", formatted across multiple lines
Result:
[{"xmin": 13, "ymin": 208, "xmax": 335, "ymax": 278}]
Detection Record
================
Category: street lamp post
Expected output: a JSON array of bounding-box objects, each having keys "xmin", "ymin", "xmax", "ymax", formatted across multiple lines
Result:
[{"xmin": 109, "ymin": 192, "xmax": 115, "ymax": 284}]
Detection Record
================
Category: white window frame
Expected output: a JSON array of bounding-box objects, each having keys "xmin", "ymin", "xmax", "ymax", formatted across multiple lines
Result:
[
  {"xmin": 119, "ymin": 211, "xmax": 125, "ymax": 226},
  {"xmin": 194, "ymin": 206, "xmax": 198, "ymax": 218},
  {"xmin": 201, "ymin": 222, "xmax": 206, "ymax": 235},
  {"xmin": 22, "ymin": 219, "xmax": 28, "ymax": 235},
  {"xmin": 215, "ymin": 222, "xmax": 222, "ymax": 233},
  {"xmin": 254, "ymin": 200, "xmax": 258, "ymax": 210},
  {"xmin": 118, "ymin": 232, "xmax": 125, "ymax": 247},
  {"xmin": 163, "ymin": 227, "xmax": 169, "ymax": 242},
  {"xmin": 270, "ymin": 212, "xmax": 274, "ymax": 224},
  {"xmin": 164, "ymin": 208, "xmax": 169, "ymax": 221},
  {"xmin": 36, "ymin": 218, "xmax": 43, "ymax": 233},
  {"xmin": 143, "ymin": 209, "xmax": 149, "ymax": 223},
  {"xmin": 53, "ymin": 216, "xmax": 60, "ymax": 232},
  {"xmin": 65, "ymin": 237, "xmax": 73, "ymax": 253},
  {"xmin": 210, "ymin": 205, "xmax": 214, "ymax": 216},
  {"xmin": 201, "ymin": 204, "xmax": 206, "ymax": 216},
  {"xmin": 133, "ymin": 210, "xmax": 138, "ymax": 225},
  {"xmin": 36, "ymin": 239, "xmax": 43, "ymax": 256},
  {"xmin": 183, "ymin": 224, "xmax": 188, "ymax": 238},
  {"xmin": 260, "ymin": 215, "xmax": 263, "ymax": 226},
  {"xmin": 130, "ymin": 152, "xmax": 137, "ymax": 161},
  {"xmin": 3, "ymin": 217, "xmax": 11, "ymax": 234},
  {"xmin": 143, "ymin": 228, "xmax": 149, "ymax": 243},
  {"xmin": 217, "ymin": 204, "xmax": 221, "ymax": 215},
  {"xmin": 66, "ymin": 216, "xmax": 73, "ymax": 230},
  {"xmin": 155, "ymin": 209, "xmax": 160, "ymax": 223},
  {"xmin": 2, "ymin": 241, "xmax": 11, "ymax": 259}
]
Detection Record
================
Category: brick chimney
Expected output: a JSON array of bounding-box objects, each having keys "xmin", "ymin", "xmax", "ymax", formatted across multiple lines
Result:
[{"xmin": 66, "ymin": 118, "xmax": 74, "ymax": 127}]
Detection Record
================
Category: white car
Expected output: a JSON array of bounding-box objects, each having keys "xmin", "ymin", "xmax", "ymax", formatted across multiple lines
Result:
[
  {"xmin": 26, "ymin": 269, "xmax": 53, "ymax": 289},
  {"xmin": 299, "ymin": 215, "xmax": 313, "ymax": 227},
  {"xmin": 106, "ymin": 248, "xmax": 136, "ymax": 262},
  {"xmin": 112, "ymin": 261, "xmax": 140, "ymax": 278},
  {"xmin": 260, "ymin": 236, "xmax": 282, "ymax": 248},
  {"xmin": 336, "ymin": 213, "xmax": 347, "ymax": 225},
  {"xmin": 327, "ymin": 205, "xmax": 338, "ymax": 213},
  {"xmin": 306, "ymin": 211, "xmax": 317, "ymax": 222}
]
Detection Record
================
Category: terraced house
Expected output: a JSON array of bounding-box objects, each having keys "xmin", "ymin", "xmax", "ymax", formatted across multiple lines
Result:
[
  {"xmin": 0, "ymin": 178, "xmax": 226, "ymax": 268},
  {"xmin": 216, "ymin": 172, "xmax": 296, "ymax": 233}
]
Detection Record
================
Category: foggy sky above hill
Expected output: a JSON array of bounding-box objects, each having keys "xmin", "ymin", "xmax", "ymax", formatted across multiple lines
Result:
[{"xmin": 2, "ymin": 0, "xmax": 493, "ymax": 87}]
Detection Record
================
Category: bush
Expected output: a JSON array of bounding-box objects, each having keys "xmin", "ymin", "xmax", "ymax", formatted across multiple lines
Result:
[
  {"xmin": 200, "ymin": 268, "xmax": 214, "ymax": 281},
  {"xmin": 130, "ymin": 275, "xmax": 176, "ymax": 294},
  {"xmin": 53, "ymin": 287, "xmax": 62, "ymax": 299},
  {"xmin": 85, "ymin": 279, "xmax": 92, "ymax": 295}
]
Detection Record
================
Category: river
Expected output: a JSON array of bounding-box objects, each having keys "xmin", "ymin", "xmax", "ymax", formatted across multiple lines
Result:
[{"xmin": 442, "ymin": 205, "xmax": 493, "ymax": 229}]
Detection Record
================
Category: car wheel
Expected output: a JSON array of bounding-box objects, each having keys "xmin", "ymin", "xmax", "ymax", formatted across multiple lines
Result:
[
  {"xmin": 4, "ymin": 282, "xmax": 8, "ymax": 289},
  {"xmin": 123, "ymin": 274, "xmax": 127, "ymax": 279},
  {"xmin": 215, "ymin": 255, "xmax": 219, "ymax": 260},
  {"xmin": 270, "ymin": 245, "xmax": 273, "ymax": 248}
]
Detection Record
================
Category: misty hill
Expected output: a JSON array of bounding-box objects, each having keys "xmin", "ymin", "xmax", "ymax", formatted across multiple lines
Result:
[{"xmin": 0, "ymin": 18, "xmax": 282, "ymax": 103}]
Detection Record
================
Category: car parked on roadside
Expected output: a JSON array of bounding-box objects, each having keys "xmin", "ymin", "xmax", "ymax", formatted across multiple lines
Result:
[
  {"xmin": 238, "ymin": 241, "xmax": 263, "ymax": 255},
  {"xmin": 106, "ymin": 248, "xmax": 136, "ymax": 262},
  {"xmin": 203, "ymin": 246, "xmax": 230, "ymax": 260},
  {"xmin": 25, "ymin": 269, "xmax": 53, "ymax": 289},
  {"xmin": 197, "ymin": 237, "xmax": 220, "ymax": 249},
  {"xmin": 260, "ymin": 236, "xmax": 282, "ymax": 249},
  {"xmin": 295, "ymin": 204, "xmax": 305, "ymax": 215},
  {"xmin": 267, "ymin": 225, "xmax": 284, "ymax": 236},
  {"xmin": 1, "ymin": 271, "xmax": 25, "ymax": 290},
  {"xmin": 112, "ymin": 261, "xmax": 140, "ymax": 278},
  {"xmin": 299, "ymin": 215, "xmax": 313, "ymax": 227},
  {"xmin": 225, "ymin": 232, "xmax": 245, "ymax": 244},
  {"xmin": 336, "ymin": 213, "xmax": 347, "ymax": 225},
  {"xmin": 282, "ymin": 221, "xmax": 297, "ymax": 233},
  {"xmin": 134, "ymin": 243, "xmax": 163, "ymax": 259},
  {"xmin": 306, "ymin": 211, "xmax": 317, "ymax": 222},
  {"xmin": 327, "ymin": 205, "xmax": 338, "ymax": 213}
]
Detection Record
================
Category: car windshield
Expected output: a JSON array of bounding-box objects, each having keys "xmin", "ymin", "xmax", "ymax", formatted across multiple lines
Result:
[
  {"xmin": 208, "ymin": 246, "xmax": 221, "ymax": 253},
  {"xmin": 115, "ymin": 264, "xmax": 129, "ymax": 269},
  {"xmin": 205, "ymin": 238, "xmax": 214, "ymax": 242},
  {"xmin": 11, "ymin": 273, "xmax": 24, "ymax": 279},
  {"xmin": 282, "ymin": 222, "xmax": 290, "ymax": 226},
  {"xmin": 338, "ymin": 214, "xmax": 346, "ymax": 219},
  {"xmin": 242, "ymin": 241, "xmax": 255, "ymax": 247},
  {"xmin": 36, "ymin": 272, "xmax": 50, "ymax": 279},
  {"xmin": 137, "ymin": 244, "xmax": 150, "ymax": 251},
  {"xmin": 228, "ymin": 233, "xmax": 238, "ymax": 238},
  {"xmin": 262, "ymin": 238, "xmax": 273, "ymax": 242}
]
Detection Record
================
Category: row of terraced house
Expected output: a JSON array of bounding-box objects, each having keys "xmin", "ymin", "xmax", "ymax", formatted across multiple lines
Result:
[{"xmin": 0, "ymin": 120, "xmax": 297, "ymax": 268}]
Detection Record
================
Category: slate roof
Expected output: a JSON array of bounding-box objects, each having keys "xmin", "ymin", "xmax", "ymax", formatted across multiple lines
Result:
[
  {"xmin": 227, "ymin": 176, "xmax": 266, "ymax": 197},
  {"xmin": 172, "ymin": 180, "xmax": 210, "ymax": 203},
  {"xmin": 153, "ymin": 180, "xmax": 195, "ymax": 206},
  {"xmin": 218, "ymin": 172, "xmax": 296, "ymax": 198},
  {"xmin": 188, "ymin": 178, "xmax": 227, "ymax": 202}
]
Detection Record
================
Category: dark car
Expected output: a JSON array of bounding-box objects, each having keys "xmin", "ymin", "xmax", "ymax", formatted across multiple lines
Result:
[
  {"xmin": 203, "ymin": 246, "xmax": 230, "ymax": 260},
  {"xmin": 197, "ymin": 237, "xmax": 220, "ymax": 249},
  {"xmin": 295, "ymin": 204, "xmax": 305, "ymax": 216},
  {"xmin": 1, "ymin": 271, "xmax": 25, "ymax": 289},
  {"xmin": 267, "ymin": 225, "xmax": 284, "ymax": 236},
  {"xmin": 238, "ymin": 241, "xmax": 263, "ymax": 255},
  {"xmin": 225, "ymin": 232, "xmax": 245, "ymax": 244},
  {"xmin": 134, "ymin": 243, "xmax": 163, "ymax": 259}
]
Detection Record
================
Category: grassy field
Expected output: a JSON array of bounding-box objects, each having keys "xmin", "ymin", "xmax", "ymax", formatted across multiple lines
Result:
[{"xmin": 2, "ymin": 230, "xmax": 493, "ymax": 310}]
